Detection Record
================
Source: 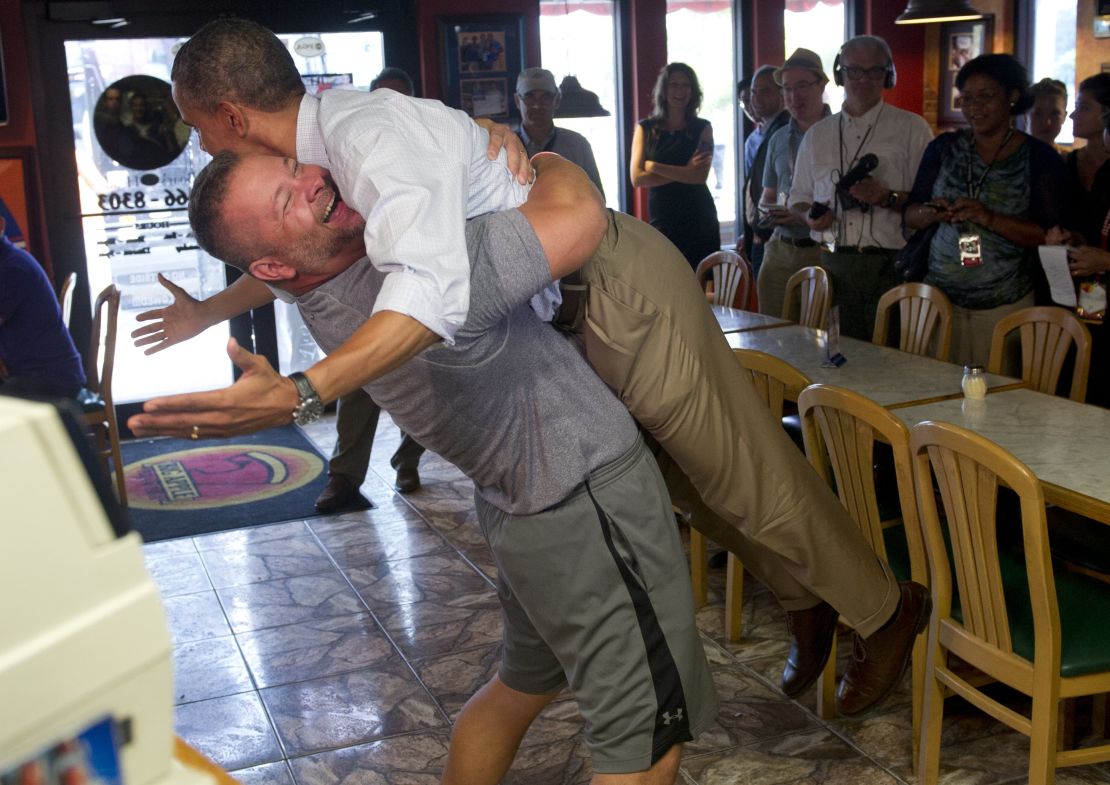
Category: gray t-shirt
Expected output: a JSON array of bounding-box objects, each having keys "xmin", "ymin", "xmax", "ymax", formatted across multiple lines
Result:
[{"xmin": 292, "ymin": 209, "xmax": 638, "ymax": 514}]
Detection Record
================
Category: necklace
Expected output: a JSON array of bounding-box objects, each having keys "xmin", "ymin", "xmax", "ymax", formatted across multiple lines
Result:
[{"xmin": 967, "ymin": 127, "xmax": 1015, "ymax": 200}]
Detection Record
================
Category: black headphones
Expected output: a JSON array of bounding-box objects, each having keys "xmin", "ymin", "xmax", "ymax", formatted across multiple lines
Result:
[{"xmin": 832, "ymin": 45, "xmax": 897, "ymax": 89}]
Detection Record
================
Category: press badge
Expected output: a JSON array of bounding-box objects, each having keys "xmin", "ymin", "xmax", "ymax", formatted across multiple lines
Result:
[{"xmin": 959, "ymin": 233, "xmax": 983, "ymax": 267}]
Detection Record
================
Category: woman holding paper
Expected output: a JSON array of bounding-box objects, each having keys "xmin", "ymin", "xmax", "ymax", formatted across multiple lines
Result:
[{"xmin": 904, "ymin": 54, "xmax": 1066, "ymax": 367}]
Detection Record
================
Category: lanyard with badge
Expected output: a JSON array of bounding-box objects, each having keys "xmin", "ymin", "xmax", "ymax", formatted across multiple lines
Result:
[{"xmin": 959, "ymin": 128, "xmax": 1013, "ymax": 267}]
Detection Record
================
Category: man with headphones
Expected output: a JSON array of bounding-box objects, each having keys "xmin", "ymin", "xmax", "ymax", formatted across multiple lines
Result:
[{"xmin": 788, "ymin": 35, "xmax": 934, "ymax": 340}]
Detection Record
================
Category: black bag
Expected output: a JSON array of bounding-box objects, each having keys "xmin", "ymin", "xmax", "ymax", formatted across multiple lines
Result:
[{"xmin": 894, "ymin": 223, "xmax": 937, "ymax": 283}]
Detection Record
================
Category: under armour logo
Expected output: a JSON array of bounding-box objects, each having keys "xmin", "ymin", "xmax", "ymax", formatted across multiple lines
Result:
[{"xmin": 661, "ymin": 708, "xmax": 684, "ymax": 726}]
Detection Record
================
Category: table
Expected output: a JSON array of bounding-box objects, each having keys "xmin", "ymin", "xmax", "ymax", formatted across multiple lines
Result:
[
  {"xmin": 892, "ymin": 389, "xmax": 1110, "ymax": 524},
  {"xmin": 712, "ymin": 306, "xmax": 790, "ymax": 333},
  {"xmin": 726, "ymin": 324, "xmax": 1022, "ymax": 409}
]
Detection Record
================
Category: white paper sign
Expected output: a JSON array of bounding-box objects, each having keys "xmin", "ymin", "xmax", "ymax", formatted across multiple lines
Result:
[{"xmin": 1038, "ymin": 245, "xmax": 1077, "ymax": 308}]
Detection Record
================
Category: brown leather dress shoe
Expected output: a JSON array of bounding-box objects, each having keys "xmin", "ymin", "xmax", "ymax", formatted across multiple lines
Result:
[
  {"xmin": 315, "ymin": 474, "xmax": 362, "ymax": 512},
  {"xmin": 835, "ymin": 581, "xmax": 931, "ymax": 716},
  {"xmin": 781, "ymin": 600, "xmax": 839, "ymax": 697}
]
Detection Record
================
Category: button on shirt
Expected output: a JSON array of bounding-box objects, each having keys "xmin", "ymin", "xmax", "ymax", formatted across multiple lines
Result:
[
  {"xmin": 788, "ymin": 100, "xmax": 933, "ymax": 250},
  {"xmin": 294, "ymin": 91, "xmax": 533, "ymax": 342},
  {"xmin": 518, "ymin": 125, "xmax": 604, "ymax": 196}
]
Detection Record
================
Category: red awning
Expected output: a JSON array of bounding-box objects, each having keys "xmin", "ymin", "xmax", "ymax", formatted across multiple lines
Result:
[{"xmin": 784, "ymin": 0, "xmax": 844, "ymax": 11}]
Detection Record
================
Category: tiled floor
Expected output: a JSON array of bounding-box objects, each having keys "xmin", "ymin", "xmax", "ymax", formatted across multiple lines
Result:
[{"xmin": 143, "ymin": 414, "xmax": 1110, "ymax": 785}]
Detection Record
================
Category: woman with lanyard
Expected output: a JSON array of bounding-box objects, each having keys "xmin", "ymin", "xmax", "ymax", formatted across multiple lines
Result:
[{"xmin": 905, "ymin": 54, "xmax": 1066, "ymax": 368}]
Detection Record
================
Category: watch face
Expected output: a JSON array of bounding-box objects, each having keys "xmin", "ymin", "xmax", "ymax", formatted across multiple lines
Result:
[{"xmin": 294, "ymin": 397, "xmax": 325, "ymax": 426}]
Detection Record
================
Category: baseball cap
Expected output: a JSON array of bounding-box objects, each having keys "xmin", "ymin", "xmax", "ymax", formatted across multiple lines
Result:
[
  {"xmin": 516, "ymin": 67, "xmax": 559, "ymax": 96},
  {"xmin": 773, "ymin": 48, "xmax": 828, "ymax": 85}
]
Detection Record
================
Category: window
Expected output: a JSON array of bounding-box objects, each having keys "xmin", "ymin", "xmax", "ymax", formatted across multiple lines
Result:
[
  {"xmin": 538, "ymin": 0, "xmax": 620, "ymax": 208},
  {"xmin": 666, "ymin": 0, "xmax": 737, "ymax": 246},
  {"xmin": 784, "ymin": 0, "xmax": 846, "ymax": 110},
  {"xmin": 1031, "ymin": 0, "xmax": 1077, "ymax": 143}
]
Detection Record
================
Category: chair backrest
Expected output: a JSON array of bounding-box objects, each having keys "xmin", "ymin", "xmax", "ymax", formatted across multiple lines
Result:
[
  {"xmin": 910, "ymin": 420, "xmax": 1055, "ymax": 661},
  {"xmin": 86, "ymin": 285, "xmax": 121, "ymax": 401},
  {"xmin": 695, "ymin": 250, "xmax": 752, "ymax": 309},
  {"xmin": 733, "ymin": 349, "xmax": 811, "ymax": 417},
  {"xmin": 798, "ymin": 384, "xmax": 925, "ymax": 580},
  {"xmin": 872, "ymin": 282, "xmax": 953, "ymax": 361},
  {"xmin": 781, "ymin": 265, "xmax": 831, "ymax": 328},
  {"xmin": 58, "ymin": 272, "xmax": 77, "ymax": 330},
  {"xmin": 987, "ymin": 306, "xmax": 1091, "ymax": 402}
]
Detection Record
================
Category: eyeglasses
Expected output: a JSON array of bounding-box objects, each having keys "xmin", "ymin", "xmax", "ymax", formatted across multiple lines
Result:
[
  {"xmin": 781, "ymin": 79, "xmax": 822, "ymax": 95},
  {"xmin": 954, "ymin": 90, "xmax": 1000, "ymax": 109},
  {"xmin": 840, "ymin": 65, "xmax": 887, "ymax": 82},
  {"xmin": 519, "ymin": 92, "xmax": 556, "ymax": 106}
]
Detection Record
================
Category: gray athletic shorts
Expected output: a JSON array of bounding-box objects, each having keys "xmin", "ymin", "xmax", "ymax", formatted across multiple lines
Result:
[{"xmin": 474, "ymin": 437, "xmax": 718, "ymax": 774}]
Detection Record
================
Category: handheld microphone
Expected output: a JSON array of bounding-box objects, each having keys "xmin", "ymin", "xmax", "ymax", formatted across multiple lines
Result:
[{"xmin": 836, "ymin": 153, "xmax": 879, "ymax": 212}]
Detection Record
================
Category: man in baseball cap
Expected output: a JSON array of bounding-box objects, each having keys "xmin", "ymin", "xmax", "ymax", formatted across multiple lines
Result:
[{"xmin": 514, "ymin": 67, "xmax": 604, "ymax": 194}]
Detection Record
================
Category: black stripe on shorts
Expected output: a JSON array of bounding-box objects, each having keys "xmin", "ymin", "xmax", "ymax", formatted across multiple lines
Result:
[{"xmin": 586, "ymin": 482, "xmax": 692, "ymax": 764}]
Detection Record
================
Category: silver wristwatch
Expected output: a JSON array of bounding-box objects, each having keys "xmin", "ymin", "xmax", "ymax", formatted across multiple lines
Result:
[{"xmin": 288, "ymin": 372, "xmax": 324, "ymax": 426}]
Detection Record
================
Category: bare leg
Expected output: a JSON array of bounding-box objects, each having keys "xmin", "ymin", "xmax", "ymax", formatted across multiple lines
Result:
[
  {"xmin": 592, "ymin": 743, "xmax": 683, "ymax": 785},
  {"xmin": 441, "ymin": 675, "xmax": 558, "ymax": 785}
]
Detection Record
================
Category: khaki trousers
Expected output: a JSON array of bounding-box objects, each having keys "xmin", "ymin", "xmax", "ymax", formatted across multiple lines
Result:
[
  {"xmin": 756, "ymin": 237, "xmax": 822, "ymax": 318},
  {"xmin": 561, "ymin": 211, "xmax": 898, "ymax": 636}
]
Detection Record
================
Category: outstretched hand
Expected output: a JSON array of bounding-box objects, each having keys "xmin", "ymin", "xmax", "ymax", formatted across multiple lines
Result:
[
  {"xmin": 131, "ymin": 274, "xmax": 212, "ymax": 354},
  {"xmin": 127, "ymin": 338, "xmax": 300, "ymax": 439},
  {"xmin": 476, "ymin": 118, "xmax": 532, "ymax": 184}
]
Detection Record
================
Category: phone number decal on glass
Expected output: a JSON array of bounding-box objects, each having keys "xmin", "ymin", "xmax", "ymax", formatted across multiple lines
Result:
[{"xmin": 96, "ymin": 188, "xmax": 190, "ymax": 213}]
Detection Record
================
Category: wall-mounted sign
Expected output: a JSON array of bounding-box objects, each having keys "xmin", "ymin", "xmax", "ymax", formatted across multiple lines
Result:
[{"xmin": 293, "ymin": 36, "xmax": 325, "ymax": 58}]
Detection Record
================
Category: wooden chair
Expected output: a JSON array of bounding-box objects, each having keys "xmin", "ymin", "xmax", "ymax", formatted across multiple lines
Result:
[
  {"xmin": 912, "ymin": 420, "xmax": 1110, "ymax": 785},
  {"xmin": 987, "ymin": 306, "xmax": 1091, "ymax": 402},
  {"xmin": 798, "ymin": 384, "xmax": 929, "ymax": 761},
  {"xmin": 872, "ymin": 282, "xmax": 953, "ymax": 361},
  {"xmin": 79, "ymin": 285, "xmax": 127, "ymax": 505},
  {"xmin": 695, "ymin": 250, "xmax": 753, "ymax": 310},
  {"xmin": 57, "ymin": 272, "xmax": 77, "ymax": 330},
  {"xmin": 687, "ymin": 349, "xmax": 811, "ymax": 642},
  {"xmin": 781, "ymin": 265, "xmax": 831, "ymax": 329}
]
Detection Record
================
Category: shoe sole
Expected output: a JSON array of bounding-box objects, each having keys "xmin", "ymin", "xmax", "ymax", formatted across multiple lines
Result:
[
  {"xmin": 782, "ymin": 610, "xmax": 839, "ymax": 698},
  {"xmin": 837, "ymin": 589, "xmax": 933, "ymax": 716}
]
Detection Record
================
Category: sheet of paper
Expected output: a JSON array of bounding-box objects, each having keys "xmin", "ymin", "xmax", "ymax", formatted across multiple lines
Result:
[{"xmin": 1038, "ymin": 246, "xmax": 1077, "ymax": 308}]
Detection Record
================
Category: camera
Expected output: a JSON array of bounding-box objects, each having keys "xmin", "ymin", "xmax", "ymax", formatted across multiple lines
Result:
[{"xmin": 836, "ymin": 153, "xmax": 879, "ymax": 212}]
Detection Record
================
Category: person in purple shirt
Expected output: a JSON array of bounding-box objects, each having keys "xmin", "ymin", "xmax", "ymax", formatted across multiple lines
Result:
[{"xmin": 0, "ymin": 216, "xmax": 86, "ymax": 398}]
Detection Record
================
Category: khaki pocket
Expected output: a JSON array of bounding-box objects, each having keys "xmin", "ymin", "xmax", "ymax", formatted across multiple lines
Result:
[{"xmin": 583, "ymin": 284, "xmax": 659, "ymax": 399}]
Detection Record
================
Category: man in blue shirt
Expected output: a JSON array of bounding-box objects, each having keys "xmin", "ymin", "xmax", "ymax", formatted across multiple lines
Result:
[{"xmin": 0, "ymin": 216, "xmax": 86, "ymax": 398}]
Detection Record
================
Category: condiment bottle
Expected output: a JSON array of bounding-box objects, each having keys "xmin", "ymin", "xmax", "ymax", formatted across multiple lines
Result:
[{"xmin": 962, "ymin": 365, "xmax": 987, "ymax": 400}]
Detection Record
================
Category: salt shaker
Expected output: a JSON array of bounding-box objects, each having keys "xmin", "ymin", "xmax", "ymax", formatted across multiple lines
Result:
[{"xmin": 962, "ymin": 365, "xmax": 987, "ymax": 400}]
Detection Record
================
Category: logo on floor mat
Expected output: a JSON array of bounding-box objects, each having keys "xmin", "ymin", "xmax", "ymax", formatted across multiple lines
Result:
[{"xmin": 124, "ymin": 444, "xmax": 324, "ymax": 510}]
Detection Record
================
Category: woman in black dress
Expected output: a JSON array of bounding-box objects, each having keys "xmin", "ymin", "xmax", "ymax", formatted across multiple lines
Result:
[{"xmin": 630, "ymin": 62, "xmax": 720, "ymax": 270}]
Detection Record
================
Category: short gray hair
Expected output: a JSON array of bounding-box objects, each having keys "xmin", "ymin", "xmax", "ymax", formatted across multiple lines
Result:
[
  {"xmin": 172, "ymin": 18, "xmax": 305, "ymax": 114},
  {"xmin": 189, "ymin": 151, "xmax": 263, "ymax": 272},
  {"xmin": 840, "ymin": 35, "xmax": 893, "ymax": 67}
]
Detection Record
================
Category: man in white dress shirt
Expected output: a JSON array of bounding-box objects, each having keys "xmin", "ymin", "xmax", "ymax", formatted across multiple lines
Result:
[{"xmin": 788, "ymin": 35, "xmax": 934, "ymax": 339}]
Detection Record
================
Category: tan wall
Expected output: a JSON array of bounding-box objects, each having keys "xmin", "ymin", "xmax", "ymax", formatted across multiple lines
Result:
[{"xmin": 1076, "ymin": 0, "xmax": 1108, "ymax": 86}]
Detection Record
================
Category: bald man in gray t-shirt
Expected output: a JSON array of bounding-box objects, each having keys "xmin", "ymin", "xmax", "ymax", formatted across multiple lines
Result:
[{"xmin": 283, "ymin": 207, "xmax": 717, "ymax": 780}]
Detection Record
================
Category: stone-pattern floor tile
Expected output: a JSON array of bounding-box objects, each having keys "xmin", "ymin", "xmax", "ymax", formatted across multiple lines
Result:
[
  {"xmin": 345, "ymin": 553, "xmax": 493, "ymax": 612},
  {"xmin": 375, "ymin": 594, "xmax": 503, "ymax": 659},
  {"xmin": 310, "ymin": 517, "xmax": 449, "ymax": 567},
  {"xmin": 411, "ymin": 645, "xmax": 502, "ymax": 719},
  {"xmin": 286, "ymin": 731, "xmax": 451, "ymax": 785},
  {"xmin": 237, "ymin": 612, "xmax": 396, "ymax": 688},
  {"xmin": 174, "ymin": 692, "xmax": 283, "ymax": 771},
  {"xmin": 173, "ymin": 635, "xmax": 253, "ymax": 704},
  {"xmin": 227, "ymin": 761, "xmax": 295, "ymax": 785},
  {"xmin": 162, "ymin": 590, "xmax": 232, "ymax": 645},
  {"xmin": 687, "ymin": 663, "xmax": 818, "ymax": 756},
  {"xmin": 217, "ymin": 574, "xmax": 366, "ymax": 634},
  {"xmin": 681, "ymin": 727, "xmax": 903, "ymax": 784},
  {"xmin": 145, "ymin": 551, "xmax": 211, "ymax": 597},
  {"xmin": 194, "ymin": 521, "xmax": 312, "ymax": 552},
  {"xmin": 199, "ymin": 536, "xmax": 338, "ymax": 588},
  {"xmin": 142, "ymin": 537, "xmax": 198, "ymax": 559},
  {"xmin": 261, "ymin": 659, "xmax": 448, "ymax": 756}
]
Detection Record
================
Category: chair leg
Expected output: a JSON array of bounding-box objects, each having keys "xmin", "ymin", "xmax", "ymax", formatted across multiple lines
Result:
[
  {"xmin": 689, "ymin": 526, "xmax": 708, "ymax": 609},
  {"xmin": 1094, "ymin": 694, "xmax": 1108, "ymax": 739},
  {"xmin": 105, "ymin": 409, "xmax": 128, "ymax": 506},
  {"xmin": 1057, "ymin": 699, "xmax": 1075, "ymax": 751},
  {"xmin": 1028, "ymin": 686, "xmax": 1061, "ymax": 785},
  {"xmin": 724, "ymin": 553, "xmax": 744, "ymax": 642},
  {"xmin": 816, "ymin": 627, "xmax": 838, "ymax": 719},
  {"xmin": 910, "ymin": 631, "xmax": 927, "ymax": 770},
  {"xmin": 918, "ymin": 643, "xmax": 946, "ymax": 785}
]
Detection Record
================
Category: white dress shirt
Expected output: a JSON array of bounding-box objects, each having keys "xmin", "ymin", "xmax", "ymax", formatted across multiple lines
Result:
[
  {"xmin": 294, "ymin": 90, "xmax": 534, "ymax": 341},
  {"xmin": 788, "ymin": 100, "xmax": 933, "ymax": 250}
]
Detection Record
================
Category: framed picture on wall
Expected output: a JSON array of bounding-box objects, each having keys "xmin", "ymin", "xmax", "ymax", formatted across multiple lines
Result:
[
  {"xmin": 0, "ymin": 147, "xmax": 44, "ymax": 257},
  {"xmin": 938, "ymin": 16, "xmax": 994, "ymax": 127},
  {"xmin": 438, "ymin": 14, "xmax": 524, "ymax": 122},
  {"xmin": 0, "ymin": 25, "xmax": 9, "ymax": 126}
]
